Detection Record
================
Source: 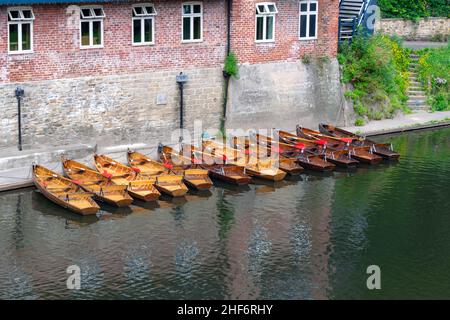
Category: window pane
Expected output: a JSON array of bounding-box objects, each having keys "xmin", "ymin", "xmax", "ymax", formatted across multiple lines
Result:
[
  {"xmin": 134, "ymin": 6, "xmax": 143, "ymax": 15},
  {"xmin": 144, "ymin": 19, "xmax": 152, "ymax": 42},
  {"xmin": 183, "ymin": 5, "xmax": 191, "ymax": 14},
  {"xmin": 310, "ymin": 3, "xmax": 317, "ymax": 12},
  {"xmin": 183, "ymin": 17, "xmax": 190, "ymax": 40},
  {"xmin": 9, "ymin": 24, "xmax": 19, "ymax": 51},
  {"xmin": 266, "ymin": 16, "xmax": 273, "ymax": 40},
  {"xmin": 257, "ymin": 5, "xmax": 265, "ymax": 14},
  {"xmin": 81, "ymin": 21, "xmax": 90, "ymax": 46},
  {"xmin": 256, "ymin": 16, "xmax": 263, "ymax": 40},
  {"xmin": 82, "ymin": 9, "xmax": 91, "ymax": 18},
  {"xmin": 145, "ymin": 6, "xmax": 154, "ymax": 14},
  {"xmin": 22, "ymin": 10, "xmax": 33, "ymax": 19},
  {"xmin": 300, "ymin": 15, "xmax": 307, "ymax": 38},
  {"xmin": 193, "ymin": 16, "xmax": 201, "ymax": 40},
  {"xmin": 268, "ymin": 4, "xmax": 276, "ymax": 13},
  {"xmin": 9, "ymin": 10, "xmax": 20, "ymax": 19},
  {"xmin": 193, "ymin": 5, "xmax": 201, "ymax": 13},
  {"xmin": 300, "ymin": 3, "xmax": 307, "ymax": 12},
  {"xmin": 93, "ymin": 8, "xmax": 103, "ymax": 17},
  {"xmin": 133, "ymin": 19, "xmax": 141, "ymax": 43},
  {"xmin": 92, "ymin": 21, "xmax": 102, "ymax": 45},
  {"xmin": 21, "ymin": 23, "xmax": 31, "ymax": 50},
  {"xmin": 309, "ymin": 14, "xmax": 316, "ymax": 37}
]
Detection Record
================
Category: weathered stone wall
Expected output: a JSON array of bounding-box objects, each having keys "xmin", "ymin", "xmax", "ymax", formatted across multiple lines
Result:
[
  {"xmin": 0, "ymin": 67, "xmax": 224, "ymax": 150},
  {"xmin": 375, "ymin": 18, "xmax": 449, "ymax": 40},
  {"xmin": 226, "ymin": 59, "xmax": 344, "ymax": 132},
  {"xmin": 1, "ymin": 59, "xmax": 345, "ymax": 151}
]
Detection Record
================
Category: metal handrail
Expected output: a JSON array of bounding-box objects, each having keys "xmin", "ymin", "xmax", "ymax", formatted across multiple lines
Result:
[{"xmin": 338, "ymin": 0, "xmax": 376, "ymax": 44}]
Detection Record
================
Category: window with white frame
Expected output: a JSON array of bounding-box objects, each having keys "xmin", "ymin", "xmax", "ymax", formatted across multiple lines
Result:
[
  {"xmin": 299, "ymin": 1, "xmax": 318, "ymax": 40},
  {"xmin": 182, "ymin": 2, "xmax": 202, "ymax": 42},
  {"xmin": 7, "ymin": 7, "xmax": 34, "ymax": 53},
  {"xmin": 80, "ymin": 6, "xmax": 105, "ymax": 48},
  {"xmin": 132, "ymin": 4, "xmax": 156, "ymax": 45},
  {"xmin": 255, "ymin": 3, "xmax": 277, "ymax": 42}
]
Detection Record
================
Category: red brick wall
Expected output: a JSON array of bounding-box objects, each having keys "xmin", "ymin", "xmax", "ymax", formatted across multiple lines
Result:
[
  {"xmin": 231, "ymin": 0, "xmax": 339, "ymax": 64},
  {"xmin": 0, "ymin": 0, "xmax": 339, "ymax": 84},
  {"xmin": 0, "ymin": 0, "xmax": 228, "ymax": 83}
]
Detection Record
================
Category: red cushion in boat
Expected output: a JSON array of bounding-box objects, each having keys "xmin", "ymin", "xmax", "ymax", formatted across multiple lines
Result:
[
  {"xmin": 222, "ymin": 155, "xmax": 228, "ymax": 162},
  {"xmin": 163, "ymin": 162, "xmax": 174, "ymax": 170},
  {"xmin": 193, "ymin": 158, "xmax": 202, "ymax": 164},
  {"xmin": 341, "ymin": 138, "xmax": 353, "ymax": 143},
  {"xmin": 131, "ymin": 167, "xmax": 141, "ymax": 173},
  {"xmin": 244, "ymin": 149, "xmax": 251, "ymax": 155},
  {"xmin": 102, "ymin": 171, "xmax": 113, "ymax": 179},
  {"xmin": 315, "ymin": 139, "xmax": 327, "ymax": 146},
  {"xmin": 294, "ymin": 143, "xmax": 305, "ymax": 150}
]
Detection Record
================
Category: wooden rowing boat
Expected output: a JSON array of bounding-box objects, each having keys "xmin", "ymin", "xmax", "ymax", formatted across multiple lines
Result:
[
  {"xmin": 247, "ymin": 133, "xmax": 336, "ymax": 172},
  {"xmin": 126, "ymin": 150, "xmax": 189, "ymax": 196},
  {"xmin": 245, "ymin": 159, "xmax": 287, "ymax": 181},
  {"xmin": 157, "ymin": 145, "xmax": 214, "ymax": 190},
  {"xmin": 202, "ymin": 140, "xmax": 287, "ymax": 181},
  {"xmin": 127, "ymin": 150, "xmax": 167, "ymax": 175},
  {"xmin": 296, "ymin": 126, "xmax": 383, "ymax": 165},
  {"xmin": 32, "ymin": 164, "xmax": 100, "ymax": 215},
  {"xmin": 231, "ymin": 136, "xmax": 304, "ymax": 175},
  {"xmin": 319, "ymin": 124, "xmax": 401, "ymax": 160},
  {"xmin": 181, "ymin": 144, "xmax": 253, "ymax": 185},
  {"xmin": 93, "ymin": 154, "xmax": 161, "ymax": 201},
  {"xmin": 202, "ymin": 139, "xmax": 240, "ymax": 164},
  {"xmin": 62, "ymin": 158, "xmax": 133, "ymax": 207},
  {"xmin": 277, "ymin": 130, "xmax": 358, "ymax": 168}
]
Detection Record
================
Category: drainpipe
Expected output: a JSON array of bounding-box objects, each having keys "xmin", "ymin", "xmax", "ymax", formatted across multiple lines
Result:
[
  {"xmin": 176, "ymin": 72, "xmax": 188, "ymax": 143},
  {"xmin": 221, "ymin": 0, "xmax": 232, "ymax": 134},
  {"xmin": 15, "ymin": 86, "xmax": 25, "ymax": 151},
  {"xmin": 226, "ymin": 0, "xmax": 232, "ymax": 54}
]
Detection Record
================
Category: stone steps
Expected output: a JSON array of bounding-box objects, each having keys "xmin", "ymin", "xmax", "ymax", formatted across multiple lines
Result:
[{"xmin": 406, "ymin": 54, "xmax": 429, "ymax": 111}]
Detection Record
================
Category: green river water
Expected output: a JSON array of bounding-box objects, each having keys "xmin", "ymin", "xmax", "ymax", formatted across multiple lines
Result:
[{"xmin": 0, "ymin": 127, "xmax": 449, "ymax": 299}]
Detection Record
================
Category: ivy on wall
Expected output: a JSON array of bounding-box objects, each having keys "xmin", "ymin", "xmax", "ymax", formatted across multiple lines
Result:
[{"xmin": 379, "ymin": 0, "xmax": 450, "ymax": 20}]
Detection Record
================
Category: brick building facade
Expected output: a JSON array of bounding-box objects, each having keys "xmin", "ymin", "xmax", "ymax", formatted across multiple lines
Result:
[{"xmin": 0, "ymin": 0, "xmax": 341, "ymax": 150}]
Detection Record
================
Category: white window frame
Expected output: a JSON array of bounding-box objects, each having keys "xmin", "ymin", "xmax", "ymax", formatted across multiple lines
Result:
[
  {"xmin": 7, "ymin": 7, "xmax": 35, "ymax": 54},
  {"xmin": 132, "ymin": 3, "xmax": 157, "ymax": 46},
  {"xmin": 181, "ymin": 2, "xmax": 203, "ymax": 43},
  {"xmin": 79, "ymin": 6, "xmax": 105, "ymax": 49},
  {"xmin": 299, "ymin": 0, "xmax": 318, "ymax": 41},
  {"xmin": 255, "ymin": 2, "xmax": 277, "ymax": 43}
]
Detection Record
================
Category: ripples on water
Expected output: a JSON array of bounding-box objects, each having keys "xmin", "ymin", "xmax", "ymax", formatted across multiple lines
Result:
[{"xmin": 0, "ymin": 128, "xmax": 449, "ymax": 299}]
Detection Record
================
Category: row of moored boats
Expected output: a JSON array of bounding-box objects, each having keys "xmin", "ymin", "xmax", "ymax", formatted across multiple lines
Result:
[{"xmin": 32, "ymin": 124, "xmax": 400, "ymax": 216}]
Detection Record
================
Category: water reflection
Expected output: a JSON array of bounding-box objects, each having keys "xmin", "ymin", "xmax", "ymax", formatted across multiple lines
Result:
[{"xmin": 0, "ymin": 128, "xmax": 449, "ymax": 299}]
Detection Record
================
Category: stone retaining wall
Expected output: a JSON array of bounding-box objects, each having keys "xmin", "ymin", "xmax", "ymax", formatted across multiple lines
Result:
[
  {"xmin": 0, "ymin": 67, "xmax": 224, "ymax": 150},
  {"xmin": 375, "ymin": 18, "xmax": 449, "ymax": 40},
  {"xmin": 1, "ymin": 60, "xmax": 345, "ymax": 151},
  {"xmin": 227, "ymin": 59, "xmax": 345, "ymax": 132}
]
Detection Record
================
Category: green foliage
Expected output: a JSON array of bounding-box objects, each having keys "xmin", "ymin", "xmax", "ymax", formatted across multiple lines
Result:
[
  {"xmin": 378, "ymin": 0, "xmax": 449, "ymax": 20},
  {"xmin": 301, "ymin": 54, "xmax": 312, "ymax": 64},
  {"xmin": 223, "ymin": 52, "xmax": 239, "ymax": 79},
  {"xmin": 417, "ymin": 45, "xmax": 449, "ymax": 111},
  {"xmin": 355, "ymin": 118, "xmax": 365, "ymax": 126},
  {"xmin": 339, "ymin": 34, "xmax": 410, "ymax": 121}
]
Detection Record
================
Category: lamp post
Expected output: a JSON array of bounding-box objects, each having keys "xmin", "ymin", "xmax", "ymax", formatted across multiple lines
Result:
[
  {"xmin": 176, "ymin": 72, "xmax": 188, "ymax": 143},
  {"xmin": 15, "ymin": 86, "xmax": 25, "ymax": 151}
]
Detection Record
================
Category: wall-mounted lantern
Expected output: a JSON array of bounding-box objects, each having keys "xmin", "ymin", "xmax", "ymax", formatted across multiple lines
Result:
[{"xmin": 15, "ymin": 86, "xmax": 25, "ymax": 151}]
